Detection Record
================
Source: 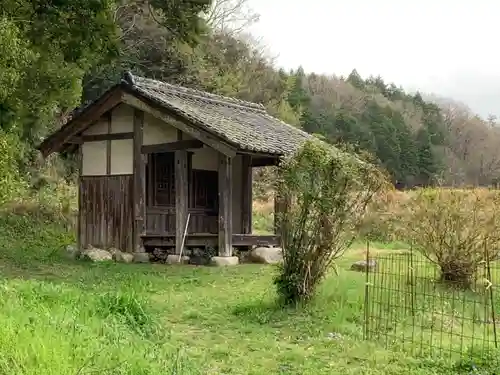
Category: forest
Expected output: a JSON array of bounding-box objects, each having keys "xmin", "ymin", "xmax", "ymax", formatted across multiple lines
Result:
[{"xmin": 1, "ymin": 0, "xmax": 499, "ymax": 193}]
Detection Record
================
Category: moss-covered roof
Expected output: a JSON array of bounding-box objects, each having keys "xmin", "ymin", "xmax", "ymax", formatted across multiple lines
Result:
[
  {"xmin": 38, "ymin": 72, "xmax": 312, "ymax": 157},
  {"xmin": 126, "ymin": 74, "xmax": 311, "ymax": 155}
]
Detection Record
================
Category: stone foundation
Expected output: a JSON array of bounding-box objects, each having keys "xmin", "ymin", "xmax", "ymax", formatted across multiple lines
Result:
[
  {"xmin": 210, "ymin": 256, "xmax": 239, "ymax": 266},
  {"xmin": 166, "ymin": 254, "xmax": 190, "ymax": 265},
  {"xmin": 133, "ymin": 252, "xmax": 150, "ymax": 263}
]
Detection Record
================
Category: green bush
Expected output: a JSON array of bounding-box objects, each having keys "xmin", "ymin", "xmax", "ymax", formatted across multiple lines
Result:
[
  {"xmin": 0, "ymin": 131, "xmax": 27, "ymax": 205},
  {"xmin": 274, "ymin": 140, "xmax": 387, "ymax": 304},
  {"xmin": 397, "ymin": 188, "xmax": 500, "ymax": 287}
]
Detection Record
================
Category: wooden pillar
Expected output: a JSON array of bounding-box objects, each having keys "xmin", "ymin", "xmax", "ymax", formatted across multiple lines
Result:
[
  {"xmin": 241, "ymin": 155, "xmax": 252, "ymax": 234},
  {"xmin": 133, "ymin": 109, "xmax": 146, "ymax": 253},
  {"xmin": 77, "ymin": 145, "xmax": 83, "ymax": 250},
  {"xmin": 106, "ymin": 111, "xmax": 112, "ymax": 175},
  {"xmin": 175, "ymin": 149, "xmax": 188, "ymax": 255},
  {"xmin": 218, "ymin": 153, "xmax": 233, "ymax": 256}
]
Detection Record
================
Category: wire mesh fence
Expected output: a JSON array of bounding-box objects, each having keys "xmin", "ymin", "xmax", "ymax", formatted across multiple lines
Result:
[{"xmin": 364, "ymin": 243, "xmax": 499, "ymax": 362}]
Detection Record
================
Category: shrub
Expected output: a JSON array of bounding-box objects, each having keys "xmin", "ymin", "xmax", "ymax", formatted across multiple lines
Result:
[
  {"xmin": 0, "ymin": 131, "xmax": 27, "ymax": 204},
  {"xmin": 274, "ymin": 140, "xmax": 387, "ymax": 305},
  {"xmin": 358, "ymin": 190, "xmax": 409, "ymax": 242},
  {"xmin": 397, "ymin": 188, "xmax": 500, "ymax": 287}
]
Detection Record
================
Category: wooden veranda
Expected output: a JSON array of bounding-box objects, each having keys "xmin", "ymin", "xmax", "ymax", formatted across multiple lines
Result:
[{"xmin": 140, "ymin": 149, "xmax": 280, "ymax": 250}]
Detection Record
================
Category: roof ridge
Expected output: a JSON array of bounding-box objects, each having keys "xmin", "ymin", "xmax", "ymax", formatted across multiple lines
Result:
[{"xmin": 128, "ymin": 73, "xmax": 267, "ymax": 114}]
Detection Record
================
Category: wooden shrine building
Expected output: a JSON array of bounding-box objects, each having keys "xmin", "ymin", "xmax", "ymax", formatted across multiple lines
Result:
[{"xmin": 38, "ymin": 72, "xmax": 311, "ymax": 263}]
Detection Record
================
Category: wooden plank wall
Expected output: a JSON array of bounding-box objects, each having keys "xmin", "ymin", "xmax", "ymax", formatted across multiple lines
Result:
[
  {"xmin": 145, "ymin": 208, "xmax": 217, "ymax": 235},
  {"xmin": 145, "ymin": 151, "xmax": 219, "ymax": 236},
  {"xmin": 80, "ymin": 175, "xmax": 134, "ymax": 251}
]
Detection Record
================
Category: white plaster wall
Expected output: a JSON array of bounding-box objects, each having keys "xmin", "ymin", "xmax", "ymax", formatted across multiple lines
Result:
[
  {"xmin": 82, "ymin": 141, "xmax": 107, "ymax": 175},
  {"xmin": 191, "ymin": 146, "xmax": 218, "ymax": 171},
  {"xmin": 109, "ymin": 104, "xmax": 134, "ymax": 174},
  {"xmin": 83, "ymin": 118, "xmax": 108, "ymax": 135},
  {"xmin": 111, "ymin": 104, "xmax": 133, "ymax": 133},
  {"xmin": 82, "ymin": 104, "xmax": 214, "ymax": 176},
  {"xmin": 110, "ymin": 139, "xmax": 133, "ymax": 174},
  {"xmin": 81, "ymin": 104, "xmax": 136, "ymax": 176},
  {"xmin": 143, "ymin": 112, "xmax": 177, "ymax": 145}
]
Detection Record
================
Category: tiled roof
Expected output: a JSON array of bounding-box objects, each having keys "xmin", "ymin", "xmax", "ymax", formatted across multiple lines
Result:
[{"xmin": 125, "ymin": 73, "xmax": 311, "ymax": 155}]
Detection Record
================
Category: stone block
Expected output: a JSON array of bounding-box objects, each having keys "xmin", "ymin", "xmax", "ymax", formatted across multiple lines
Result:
[
  {"xmin": 250, "ymin": 247, "xmax": 283, "ymax": 264},
  {"xmin": 80, "ymin": 247, "xmax": 113, "ymax": 262},
  {"xmin": 350, "ymin": 259, "xmax": 377, "ymax": 272},
  {"xmin": 166, "ymin": 254, "xmax": 190, "ymax": 265},
  {"xmin": 133, "ymin": 252, "xmax": 150, "ymax": 263},
  {"xmin": 113, "ymin": 251, "xmax": 134, "ymax": 263},
  {"xmin": 210, "ymin": 256, "xmax": 239, "ymax": 266}
]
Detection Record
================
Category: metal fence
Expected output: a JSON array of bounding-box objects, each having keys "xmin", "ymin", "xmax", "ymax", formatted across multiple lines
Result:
[{"xmin": 363, "ymin": 244, "xmax": 499, "ymax": 362}]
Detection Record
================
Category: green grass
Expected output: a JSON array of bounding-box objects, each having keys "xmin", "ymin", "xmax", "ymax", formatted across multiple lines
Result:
[
  {"xmin": 252, "ymin": 205, "xmax": 274, "ymax": 234},
  {"xmin": 0, "ymin": 211, "xmax": 498, "ymax": 374}
]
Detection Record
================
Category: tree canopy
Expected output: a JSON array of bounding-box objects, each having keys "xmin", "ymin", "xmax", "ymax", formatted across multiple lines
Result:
[{"xmin": 1, "ymin": 0, "xmax": 498, "ymax": 188}]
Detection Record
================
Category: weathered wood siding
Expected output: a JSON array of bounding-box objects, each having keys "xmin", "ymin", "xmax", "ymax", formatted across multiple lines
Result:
[
  {"xmin": 79, "ymin": 105, "xmax": 135, "ymax": 251},
  {"xmin": 80, "ymin": 175, "xmax": 134, "ymax": 251},
  {"xmin": 143, "ymin": 155, "xmax": 243, "ymax": 235},
  {"xmin": 145, "ymin": 152, "xmax": 219, "ymax": 235}
]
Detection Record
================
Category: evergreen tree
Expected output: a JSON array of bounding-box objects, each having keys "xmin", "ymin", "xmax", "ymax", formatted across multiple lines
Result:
[
  {"xmin": 287, "ymin": 66, "xmax": 309, "ymax": 112},
  {"xmin": 346, "ymin": 69, "xmax": 365, "ymax": 89},
  {"xmin": 416, "ymin": 128, "xmax": 439, "ymax": 185}
]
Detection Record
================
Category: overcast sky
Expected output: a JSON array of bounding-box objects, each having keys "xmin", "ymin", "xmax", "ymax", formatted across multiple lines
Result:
[{"xmin": 247, "ymin": 0, "xmax": 500, "ymax": 118}]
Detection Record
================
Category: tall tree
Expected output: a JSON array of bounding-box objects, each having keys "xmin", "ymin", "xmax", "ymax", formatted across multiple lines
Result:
[
  {"xmin": 0, "ymin": 0, "xmax": 122, "ymax": 170},
  {"xmin": 416, "ymin": 128, "xmax": 439, "ymax": 185},
  {"xmin": 287, "ymin": 66, "xmax": 309, "ymax": 112},
  {"xmin": 346, "ymin": 69, "xmax": 365, "ymax": 90}
]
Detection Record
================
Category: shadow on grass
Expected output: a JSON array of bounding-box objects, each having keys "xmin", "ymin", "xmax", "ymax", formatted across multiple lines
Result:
[
  {"xmin": 0, "ymin": 256, "xmax": 160, "ymax": 290},
  {"xmin": 231, "ymin": 298, "xmax": 306, "ymax": 326}
]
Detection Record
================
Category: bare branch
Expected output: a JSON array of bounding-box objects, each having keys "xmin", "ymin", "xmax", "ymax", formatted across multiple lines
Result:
[{"xmin": 203, "ymin": 0, "xmax": 260, "ymax": 34}]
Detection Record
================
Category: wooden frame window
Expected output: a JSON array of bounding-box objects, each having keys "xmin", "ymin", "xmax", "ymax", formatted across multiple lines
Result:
[
  {"xmin": 147, "ymin": 152, "xmax": 175, "ymax": 206},
  {"xmin": 146, "ymin": 152, "xmax": 219, "ymax": 212},
  {"xmin": 189, "ymin": 169, "xmax": 218, "ymax": 211}
]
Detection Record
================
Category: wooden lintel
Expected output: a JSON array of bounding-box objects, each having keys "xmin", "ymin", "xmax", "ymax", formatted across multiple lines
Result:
[
  {"xmin": 69, "ymin": 132, "xmax": 134, "ymax": 144},
  {"xmin": 77, "ymin": 145, "xmax": 83, "ymax": 251},
  {"xmin": 141, "ymin": 140, "xmax": 203, "ymax": 154},
  {"xmin": 133, "ymin": 109, "xmax": 146, "ymax": 253},
  {"xmin": 218, "ymin": 154, "xmax": 233, "ymax": 256},
  {"xmin": 141, "ymin": 234, "xmax": 280, "ymax": 248},
  {"xmin": 241, "ymin": 155, "xmax": 252, "ymax": 234},
  {"xmin": 106, "ymin": 112, "xmax": 112, "ymax": 175},
  {"xmin": 175, "ymin": 150, "xmax": 189, "ymax": 255},
  {"xmin": 232, "ymin": 234, "xmax": 280, "ymax": 247},
  {"xmin": 122, "ymin": 93, "xmax": 237, "ymax": 157}
]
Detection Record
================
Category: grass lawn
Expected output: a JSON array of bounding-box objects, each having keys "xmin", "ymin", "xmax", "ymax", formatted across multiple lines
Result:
[{"xmin": 0, "ymin": 213, "xmax": 497, "ymax": 374}]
